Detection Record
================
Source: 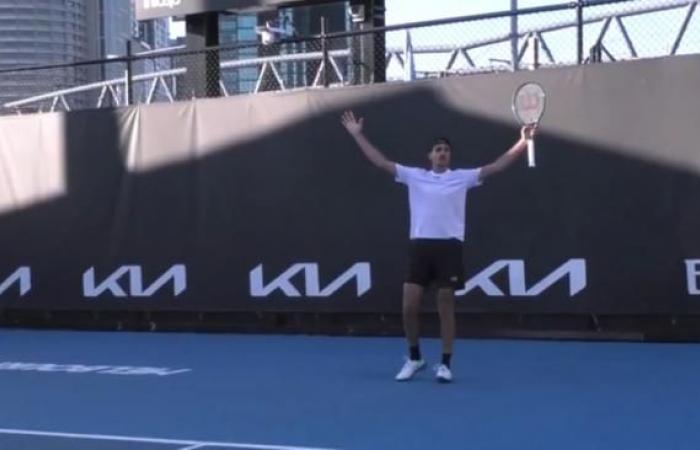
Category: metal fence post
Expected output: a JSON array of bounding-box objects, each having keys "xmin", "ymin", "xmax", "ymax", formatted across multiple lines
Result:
[
  {"xmin": 577, "ymin": 0, "xmax": 584, "ymax": 65},
  {"xmin": 511, "ymin": 0, "xmax": 519, "ymax": 71},
  {"xmin": 321, "ymin": 17, "xmax": 329, "ymax": 88},
  {"xmin": 126, "ymin": 40, "xmax": 134, "ymax": 105}
]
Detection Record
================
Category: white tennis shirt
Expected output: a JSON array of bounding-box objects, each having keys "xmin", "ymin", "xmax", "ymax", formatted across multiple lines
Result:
[{"xmin": 395, "ymin": 164, "xmax": 482, "ymax": 241}]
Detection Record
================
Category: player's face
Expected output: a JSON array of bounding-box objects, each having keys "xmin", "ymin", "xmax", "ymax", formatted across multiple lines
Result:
[{"xmin": 429, "ymin": 143, "xmax": 451, "ymax": 169}]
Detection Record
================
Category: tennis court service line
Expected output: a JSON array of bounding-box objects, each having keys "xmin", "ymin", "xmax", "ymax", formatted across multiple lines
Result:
[{"xmin": 0, "ymin": 428, "xmax": 338, "ymax": 450}]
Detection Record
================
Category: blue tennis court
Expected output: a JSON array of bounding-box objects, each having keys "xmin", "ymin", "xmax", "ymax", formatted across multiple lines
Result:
[{"xmin": 1, "ymin": 328, "xmax": 699, "ymax": 450}]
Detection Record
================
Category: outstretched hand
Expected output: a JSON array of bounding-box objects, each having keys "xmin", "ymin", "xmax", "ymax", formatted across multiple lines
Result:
[{"xmin": 341, "ymin": 110, "xmax": 364, "ymax": 136}]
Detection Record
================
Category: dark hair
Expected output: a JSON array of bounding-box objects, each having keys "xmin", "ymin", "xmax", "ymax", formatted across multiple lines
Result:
[{"xmin": 429, "ymin": 137, "xmax": 452, "ymax": 152}]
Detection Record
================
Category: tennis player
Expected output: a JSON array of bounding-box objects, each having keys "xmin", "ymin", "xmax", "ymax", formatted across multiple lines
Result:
[{"xmin": 341, "ymin": 110, "xmax": 536, "ymax": 383}]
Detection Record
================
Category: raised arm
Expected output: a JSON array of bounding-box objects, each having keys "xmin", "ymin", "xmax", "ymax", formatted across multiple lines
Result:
[
  {"xmin": 479, "ymin": 124, "xmax": 537, "ymax": 182},
  {"xmin": 341, "ymin": 111, "xmax": 396, "ymax": 176}
]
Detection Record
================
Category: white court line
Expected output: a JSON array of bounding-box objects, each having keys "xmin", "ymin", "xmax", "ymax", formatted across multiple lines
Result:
[
  {"xmin": 0, "ymin": 428, "xmax": 338, "ymax": 450},
  {"xmin": 179, "ymin": 445, "xmax": 205, "ymax": 450}
]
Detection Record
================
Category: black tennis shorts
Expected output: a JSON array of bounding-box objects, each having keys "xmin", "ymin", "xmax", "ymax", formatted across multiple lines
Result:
[{"xmin": 405, "ymin": 238, "xmax": 465, "ymax": 289}]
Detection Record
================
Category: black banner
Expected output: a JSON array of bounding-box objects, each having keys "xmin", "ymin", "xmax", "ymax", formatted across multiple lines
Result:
[{"xmin": 1, "ymin": 56, "xmax": 699, "ymax": 314}]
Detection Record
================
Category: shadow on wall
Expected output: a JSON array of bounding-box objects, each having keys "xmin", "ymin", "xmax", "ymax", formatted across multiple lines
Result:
[{"xmin": 0, "ymin": 55, "xmax": 698, "ymax": 315}]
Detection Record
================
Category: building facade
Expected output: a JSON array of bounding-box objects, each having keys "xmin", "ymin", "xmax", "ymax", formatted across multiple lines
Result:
[{"xmin": 0, "ymin": 0, "xmax": 169, "ymax": 108}]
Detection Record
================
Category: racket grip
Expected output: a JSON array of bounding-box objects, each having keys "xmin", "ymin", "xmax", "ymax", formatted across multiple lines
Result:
[{"xmin": 527, "ymin": 138, "xmax": 536, "ymax": 168}]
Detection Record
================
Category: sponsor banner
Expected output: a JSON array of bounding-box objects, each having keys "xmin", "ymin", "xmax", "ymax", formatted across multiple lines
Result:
[
  {"xmin": 1, "ymin": 56, "xmax": 700, "ymax": 314},
  {"xmin": 2, "ymin": 257, "xmax": 699, "ymax": 313}
]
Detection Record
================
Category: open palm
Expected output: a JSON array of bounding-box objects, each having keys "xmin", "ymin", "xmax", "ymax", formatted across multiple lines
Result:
[{"xmin": 341, "ymin": 111, "xmax": 364, "ymax": 135}]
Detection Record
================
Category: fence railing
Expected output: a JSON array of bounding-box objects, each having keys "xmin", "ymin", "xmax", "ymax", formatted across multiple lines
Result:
[{"xmin": 0, "ymin": 0, "xmax": 697, "ymax": 115}]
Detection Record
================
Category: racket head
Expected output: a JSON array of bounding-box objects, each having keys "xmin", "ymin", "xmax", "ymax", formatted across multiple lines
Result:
[{"xmin": 512, "ymin": 82, "xmax": 546, "ymax": 126}]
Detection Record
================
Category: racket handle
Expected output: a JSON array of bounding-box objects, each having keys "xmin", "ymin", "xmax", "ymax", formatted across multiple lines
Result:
[{"xmin": 527, "ymin": 138, "xmax": 536, "ymax": 168}]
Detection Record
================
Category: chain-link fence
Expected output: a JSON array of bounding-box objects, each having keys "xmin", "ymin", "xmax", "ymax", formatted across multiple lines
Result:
[
  {"xmin": 582, "ymin": 0, "xmax": 699, "ymax": 62},
  {"xmin": 1, "ymin": 0, "xmax": 697, "ymax": 115}
]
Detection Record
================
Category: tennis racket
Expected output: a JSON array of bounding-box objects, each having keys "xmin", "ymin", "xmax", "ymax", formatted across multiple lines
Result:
[{"xmin": 512, "ymin": 82, "xmax": 546, "ymax": 168}]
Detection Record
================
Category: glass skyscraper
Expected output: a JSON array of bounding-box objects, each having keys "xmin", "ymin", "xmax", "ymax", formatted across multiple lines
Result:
[
  {"xmin": 0, "ymin": 0, "xmax": 169, "ymax": 107},
  {"xmin": 0, "ymin": 0, "xmax": 92, "ymax": 105}
]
